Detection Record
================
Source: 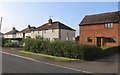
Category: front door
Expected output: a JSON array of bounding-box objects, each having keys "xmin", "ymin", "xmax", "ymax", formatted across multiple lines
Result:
[{"xmin": 97, "ymin": 37, "xmax": 101, "ymax": 46}]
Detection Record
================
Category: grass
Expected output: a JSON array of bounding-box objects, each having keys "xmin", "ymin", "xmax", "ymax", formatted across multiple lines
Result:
[
  {"xmin": 101, "ymin": 46, "xmax": 113, "ymax": 50},
  {"xmin": 19, "ymin": 50, "xmax": 80, "ymax": 62}
]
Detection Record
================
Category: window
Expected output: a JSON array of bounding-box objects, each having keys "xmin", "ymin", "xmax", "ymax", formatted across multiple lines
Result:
[
  {"xmin": 46, "ymin": 38, "xmax": 50, "ymax": 40},
  {"xmin": 105, "ymin": 37, "xmax": 116, "ymax": 43},
  {"xmin": 87, "ymin": 37, "xmax": 92, "ymax": 42},
  {"xmin": 104, "ymin": 23, "xmax": 113, "ymax": 28}
]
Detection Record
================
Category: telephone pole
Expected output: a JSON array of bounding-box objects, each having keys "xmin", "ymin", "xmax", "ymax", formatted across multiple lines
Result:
[{"xmin": 0, "ymin": 17, "xmax": 3, "ymax": 32}]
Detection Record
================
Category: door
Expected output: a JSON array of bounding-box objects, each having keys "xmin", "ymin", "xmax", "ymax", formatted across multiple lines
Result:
[
  {"xmin": 23, "ymin": 33, "xmax": 25, "ymax": 38},
  {"xmin": 97, "ymin": 37, "xmax": 101, "ymax": 46}
]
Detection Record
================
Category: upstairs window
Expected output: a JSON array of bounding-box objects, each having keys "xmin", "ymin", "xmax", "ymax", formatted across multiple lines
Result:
[
  {"xmin": 87, "ymin": 37, "xmax": 92, "ymax": 42},
  {"xmin": 104, "ymin": 23, "xmax": 113, "ymax": 28}
]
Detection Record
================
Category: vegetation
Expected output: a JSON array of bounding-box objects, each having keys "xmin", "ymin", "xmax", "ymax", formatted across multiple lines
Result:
[
  {"xmin": 4, "ymin": 40, "xmax": 20, "ymax": 47},
  {"xmin": 22, "ymin": 36, "xmax": 107, "ymax": 61},
  {"xmin": 102, "ymin": 46, "xmax": 119, "ymax": 57},
  {"xmin": 20, "ymin": 50, "xmax": 79, "ymax": 62},
  {"xmin": 2, "ymin": 37, "xmax": 21, "ymax": 47},
  {"xmin": 23, "ymin": 37, "xmax": 50, "ymax": 53},
  {"xmin": 77, "ymin": 44, "xmax": 103, "ymax": 60},
  {"xmin": 3, "ymin": 36, "xmax": 119, "ymax": 61}
]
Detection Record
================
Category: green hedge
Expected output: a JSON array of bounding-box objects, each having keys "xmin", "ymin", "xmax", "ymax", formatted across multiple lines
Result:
[
  {"xmin": 23, "ymin": 37, "xmax": 49, "ymax": 53},
  {"xmin": 23, "ymin": 37, "xmax": 105, "ymax": 60},
  {"xmin": 77, "ymin": 44, "xmax": 103, "ymax": 60},
  {"xmin": 47, "ymin": 41, "xmax": 78, "ymax": 58},
  {"xmin": 103, "ymin": 46, "xmax": 119, "ymax": 57}
]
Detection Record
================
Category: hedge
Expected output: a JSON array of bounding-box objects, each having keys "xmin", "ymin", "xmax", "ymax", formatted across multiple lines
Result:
[
  {"xmin": 23, "ymin": 37, "xmax": 49, "ymax": 53},
  {"xmin": 47, "ymin": 41, "xmax": 78, "ymax": 58},
  {"xmin": 77, "ymin": 44, "xmax": 104, "ymax": 60},
  {"xmin": 23, "ymin": 37, "xmax": 106, "ymax": 60}
]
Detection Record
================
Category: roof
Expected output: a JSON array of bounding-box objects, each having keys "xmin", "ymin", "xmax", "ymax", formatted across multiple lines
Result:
[
  {"xmin": 19, "ymin": 26, "xmax": 36, "ymax": 33},
  {"xmin": 79, "ymin": 11, "xmax": 120, "ymax": 26},
  {"xmin": 5, "ymin": 28, "xmax": 19, "ymax": 34},
  {"xmin": 36, "ymin": 21, "xmax": 75, "ymax": 31}
]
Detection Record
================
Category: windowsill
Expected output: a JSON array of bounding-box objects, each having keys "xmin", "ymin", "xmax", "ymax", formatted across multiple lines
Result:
[{"xmin": 105, "ymin": 42, "xmax": 116, "ymax": 43}]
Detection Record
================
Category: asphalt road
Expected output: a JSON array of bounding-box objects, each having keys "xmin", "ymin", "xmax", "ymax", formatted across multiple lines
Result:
[{"xmin": 2, "ymin": 54, "xmax": 80, "ymax": 73}]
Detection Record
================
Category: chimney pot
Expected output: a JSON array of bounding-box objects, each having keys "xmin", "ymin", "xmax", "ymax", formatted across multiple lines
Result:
[
  {"xmin": 48, "ymin": 18, "xmax": 52, "ymax": 24},
  {"xmin": 28, "ymin": 25, "xmax": 31, "ymax": 29},
  {"xmin": 13, "ymin": 27, "xmax": 15, "ymax": 30}
]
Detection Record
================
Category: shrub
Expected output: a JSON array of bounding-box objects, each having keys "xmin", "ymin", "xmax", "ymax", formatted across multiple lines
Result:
[
  {"xmin": 47, "ymin": 41, "xmax": 78, "ymax": 58},
  {"xmin": 1, "ymin": 36, "xmax": 6, "ymax": 47},
  {"xmin": 23, "ymin": 36, "xmax": 50, "ymax": 53},
  {"xmin": 23, "ymin": 37, "xmax": 105, "ymax": 61},
  {"xmin": 47, "ymin": 40, "xmax": 65, "ymax": 56},
  {"xmin": 4, "ymin": 42, "xmax": 20, "ymax": 47},
  {"xmin": 103, "ymin": 46, "xmax": 119, "ymax": 57},
  {"xmin": 77, "ymin": 44, "xmax": 103, "ymax": 60}
]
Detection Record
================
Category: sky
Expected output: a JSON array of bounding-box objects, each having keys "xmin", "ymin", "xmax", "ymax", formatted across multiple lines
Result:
[{"xmin": 0, "ymin": 2, "xmax": 119, "ymax": 36}]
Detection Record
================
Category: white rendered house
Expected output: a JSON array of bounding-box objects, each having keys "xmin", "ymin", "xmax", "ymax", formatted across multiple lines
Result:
[
  {"xmin": 3, "ymin": 27, "xmax": 19, "ymax": 39},
  {"xmin": 32, "ymin": 19, "xmax": 76, "ymax": 41},
  {"xmin": 18, "ymin": 25, "xmax": 36, "ymax": 38}
]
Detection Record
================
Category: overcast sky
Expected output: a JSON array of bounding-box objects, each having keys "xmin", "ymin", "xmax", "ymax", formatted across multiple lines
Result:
[{"xmin": 0, "ymin": 2, "xmax": 118, "ymax": 36}]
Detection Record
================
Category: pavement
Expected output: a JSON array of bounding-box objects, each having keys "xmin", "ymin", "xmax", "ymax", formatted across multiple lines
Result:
[{"xmin": 2, "ymin": 48, "xmax": 119, "ymax": 73}]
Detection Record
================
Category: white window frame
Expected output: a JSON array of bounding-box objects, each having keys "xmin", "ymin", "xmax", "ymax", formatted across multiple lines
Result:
[{"xmin": 104, "ymin": 23, "xmax": 113, "ymax": 28}]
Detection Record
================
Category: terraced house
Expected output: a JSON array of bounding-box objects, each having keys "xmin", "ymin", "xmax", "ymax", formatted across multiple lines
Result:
[{"xmin": 79, "ymin": 11, "xmax": 120, "ymax": 47}]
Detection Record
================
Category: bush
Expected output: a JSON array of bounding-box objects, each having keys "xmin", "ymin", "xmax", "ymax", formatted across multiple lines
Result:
[
  {"xmin": 4, "ymin": 42, "xmax": 20, "ymax": 47},
  {"xmin": 47, "ymin": 41, "xmax": 78, "ymax": 58},
  {"xmin": 1, "ymin": 37, "xmax": 7, "ymax": 47},
  {"xmin": 77, "ymin": 44, "xmax": 103, "ymax": 60},
  {"xmin": 103, "ymin": 46, "xmax": 119, "ymax": 57},
  {"xmin": 23, "ymin": 37, "xmax": 50, "ymax": 53},
  {"xmin": 23, "ymin": 37, "xmax": 105, "ymax": 61}
]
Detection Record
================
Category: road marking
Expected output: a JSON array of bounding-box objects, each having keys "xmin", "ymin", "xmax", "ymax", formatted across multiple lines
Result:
[{"xmin": 2, "ymin": 52, "xmax": 92, "ymax": 73}]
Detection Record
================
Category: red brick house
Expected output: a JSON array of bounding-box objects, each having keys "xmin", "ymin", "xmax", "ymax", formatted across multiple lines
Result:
[{"xmin": 79, "ymin": 11, "xmax": 120, "ymax": 47}]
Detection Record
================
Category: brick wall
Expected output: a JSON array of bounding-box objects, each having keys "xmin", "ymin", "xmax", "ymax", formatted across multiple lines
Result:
[{"xmin": 80, "ymin": 23, "xmax": 119, "ymax": 46}]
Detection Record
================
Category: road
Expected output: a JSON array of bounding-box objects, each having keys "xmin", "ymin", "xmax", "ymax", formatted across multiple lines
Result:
[
  {"xmin": 2, "ymin": 54, "xmax": 80, "ymax": 73},
  {"xmin": 2, "ymin": 48, "xmax": 119, "ymax": 74}
]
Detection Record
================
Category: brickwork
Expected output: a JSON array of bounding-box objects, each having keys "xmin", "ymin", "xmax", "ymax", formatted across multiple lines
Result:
[{"xmin": 80, "ymin": 23, "xmax": 119, "ymax": 46}]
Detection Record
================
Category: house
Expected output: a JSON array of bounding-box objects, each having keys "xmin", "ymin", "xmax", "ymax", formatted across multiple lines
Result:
[
  {"xmin": 79, "ymin": 11, "xmax": 120, "ymax": 47},
  {"xmin": 3, "ymin": 27, "xmax": 19, "ymax": 39},
  {"xmin": 18, "ymin": 25, "xmax": 36, "ymax": 38},
  {"xmin": 32, "ymin": 18, "xmax": 76, "ymax": 41},
  {"xmin": 3, "ymin": 27, "xmax": 21, "ymax": 43}
]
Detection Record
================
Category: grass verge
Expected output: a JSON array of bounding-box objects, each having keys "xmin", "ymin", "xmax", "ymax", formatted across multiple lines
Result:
[{"xmin": 19, "ymin": 50, "xmax": 80, "ymax": 62}]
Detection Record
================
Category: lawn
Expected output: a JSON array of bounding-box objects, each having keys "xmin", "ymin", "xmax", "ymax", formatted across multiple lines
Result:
[{"xmin": 19, "ymin": 50, "xmax": 80, "ymax": 62}]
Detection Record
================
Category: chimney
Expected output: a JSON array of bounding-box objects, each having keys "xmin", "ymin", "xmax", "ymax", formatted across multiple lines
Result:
[
  {"xmin": 13, "ymin": 27, "xmax": 15, "ymax": 30},
  {"xmin": 48, "ymin": 18, "xmax": 52, "ymax": 24},
  {"xmin": 28, "ymin": 25, "xmax": 31, "ymax": 29}
]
